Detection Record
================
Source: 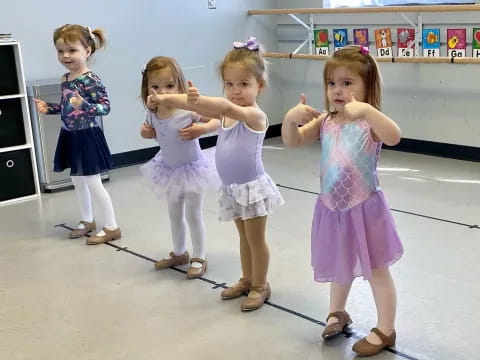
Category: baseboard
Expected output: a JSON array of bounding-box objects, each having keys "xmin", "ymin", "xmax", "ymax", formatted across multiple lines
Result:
[
  {"xmin": 111, "ymin": 124, "xmax": 282, "ymax": 168},
  {"xmin": 385, "ymin": 138, "xmax": 480, "ymax": 162},
  {"xmin": 266, "ymin": 123, "xmax": 281, "ymax": 138},
  {"xmin": 112, "ymin": 126, "xmax": 479, "ymax": 169},
  {"xmin": 112, "ymin": 146, "xmax": 160, "ymax": 168}
]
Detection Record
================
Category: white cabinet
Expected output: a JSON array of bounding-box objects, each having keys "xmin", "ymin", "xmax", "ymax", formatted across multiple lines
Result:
[{"xmin": 0, "ymin": 41, "xmax": 40, "ymax": 205}]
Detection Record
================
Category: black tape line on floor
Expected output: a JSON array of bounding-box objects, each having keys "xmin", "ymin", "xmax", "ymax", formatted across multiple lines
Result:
[
  {"xmin": 277, "ymin": 184, "xmax": 479, "ymax": 229},
  {"xmin": 56, "ymin": 224, "xmax": 221, "ymax": 283},
  {"xmin": 104, "ymin": 242, "xmax": 157, "ymax": 263},
  {"xmin": 54, "ymin": 223, "xmax": 420, "ymax": 360},
  {"xmin": 264, "ymin": 302, "xmax": 418, "ymax": 359}
]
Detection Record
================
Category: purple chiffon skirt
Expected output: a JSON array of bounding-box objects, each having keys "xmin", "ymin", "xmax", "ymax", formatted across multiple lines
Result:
[
  {"xmin": 311, "ymin": 190, "xmax": 403, "ymax": 284},
  {"xmin": 140, "ymin": 148, "xmax": 219, "ymax": 201}
]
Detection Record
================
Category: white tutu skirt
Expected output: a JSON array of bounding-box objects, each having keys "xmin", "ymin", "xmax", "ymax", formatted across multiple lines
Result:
[
  {"xmin": 218, "ymin": 174, "xmax": 284, "ymax": 221},
  {"xmin": 140, "ymin": 149, "xmax": 219, "ymax": 201}
]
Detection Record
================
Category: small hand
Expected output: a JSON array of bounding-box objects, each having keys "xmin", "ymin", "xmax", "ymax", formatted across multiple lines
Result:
[
  {"xmin": 284, "ymin": 94, "xmax": 322, "ymax": 125},
  {"xmin": 179, "ymin": 122, "xmax": 204, "ymax": 140},
  {"xmin": 69, "ymin": 91, "xmax": 84, "ymax": 109},
  {"xmin": 344, "ymin": 94, "xmax": 369, "ymax": 120},
  {"xmin": 187, "ymin": 80, "xmax": 200, "ymax": 104},
  {"xmin": 140, "ymin": 122, "xmax": 156, "ymax": 139},
  {"xmin": 33, "ymin": 98, "xmax": 49, "ymax": 114},
  {"xmin": 146, "ymin": 88, "xmax": 161, "ymax": 110}
]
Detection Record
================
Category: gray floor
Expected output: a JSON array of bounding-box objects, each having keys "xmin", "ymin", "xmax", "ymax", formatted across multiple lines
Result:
[{"xmin": 1, "ymin": 137, "xmax": 479, "ymax": 360}]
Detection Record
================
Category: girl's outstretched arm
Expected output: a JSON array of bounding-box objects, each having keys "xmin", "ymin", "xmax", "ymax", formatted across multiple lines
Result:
[
  {"xmin": 150, "ymin": 82, "xmax": 266, "ymax": 131},
  {"xmin": 282, "ymin": 94, "xmax": 325, "ymax": 148},
  {"xmin": 147, "ymin": 90, "xmax": 215, "ymax": 118},
  {"xmin": 185, "ymin": 82, "xmax": 266, "ymax": 130}
]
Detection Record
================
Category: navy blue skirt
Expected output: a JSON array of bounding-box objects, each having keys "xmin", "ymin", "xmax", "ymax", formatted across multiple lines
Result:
[{"xmin": 54, "ymin": 126, "xmax": 113, "ymax": 176}]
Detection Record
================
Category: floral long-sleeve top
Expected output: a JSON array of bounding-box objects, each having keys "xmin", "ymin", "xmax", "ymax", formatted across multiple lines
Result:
[{"xmin": 46, "ymin": 71, "xmax": 110, "ymax": 131}]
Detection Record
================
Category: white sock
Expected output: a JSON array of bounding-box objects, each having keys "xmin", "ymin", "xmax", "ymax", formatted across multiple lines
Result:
[
  {"xmin": 85, "ymin": 174, "xmax": 118, "ymax": 230},
  {"xmin": 166, "ymin": 196, "xmax": 187, "ymax": 255},
  {"xmin": 185, "ymin": 192, "xmax": 206, "ymax": 268},
  {"xmin": 71, "ymin": 176, "xmax": 93, "ymax": 228}
]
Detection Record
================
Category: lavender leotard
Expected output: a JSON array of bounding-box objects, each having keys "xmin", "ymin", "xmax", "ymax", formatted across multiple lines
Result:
[
  {"xmin": 140, "ymin": 110, "xmax": 217, "ymax": 200},
  {"xmin": 215, "ymin": 118, "xmax": 283, "ymax": 221}
]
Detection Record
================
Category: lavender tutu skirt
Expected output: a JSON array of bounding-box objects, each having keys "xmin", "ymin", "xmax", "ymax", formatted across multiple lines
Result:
[
  {"xmin": 311, "ymin": 190, "xmax": 403, "ymax": 284},
  {"xmin": 140, "ymin": 148, "xmax": 218, "ymax": 201}
]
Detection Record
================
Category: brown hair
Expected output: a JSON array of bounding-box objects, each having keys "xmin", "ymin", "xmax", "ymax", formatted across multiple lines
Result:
[
  {"xmin": 140, "ymin": 56, "xmax": 187, "ymax": 108},
  {"xmin": 218, "ymin": 42, "xmax": 268, "ymax": 86},
  {"xmin": 323, "ymin": 45, "xmax": 382, "ymax": 114},
  {"xmin": 53, "ymin": 24, "xmax": 106, "ymax": 55}
]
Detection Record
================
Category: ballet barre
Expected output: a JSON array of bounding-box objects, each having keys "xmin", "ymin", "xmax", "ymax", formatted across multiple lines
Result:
[{"xmin": 263, "ymin": 52, "xmax": 480, "ymax": 64}]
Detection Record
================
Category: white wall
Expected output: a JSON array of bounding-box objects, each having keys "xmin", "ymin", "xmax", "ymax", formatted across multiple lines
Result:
[
  {"xmin": 272, "ymin": 0, "xmax": 480, "ymax": 147},
  {"xmin": 4, "ymin": 1, "xmax": 477, "ymax": 151},
  {"xmin": 0, "ymin": 0, "xmax": 281, "ymax": 154}
]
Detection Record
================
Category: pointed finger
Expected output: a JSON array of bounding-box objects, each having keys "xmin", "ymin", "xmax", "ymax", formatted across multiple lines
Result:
[{"xmin": 299, "ymin": 93, "xmax": 306, "ymax": 105}]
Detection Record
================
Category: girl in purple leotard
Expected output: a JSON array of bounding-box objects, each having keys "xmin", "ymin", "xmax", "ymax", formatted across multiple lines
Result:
[
  {"xmin": 148, "ymin": 38, "xmax": 284, "ymax": 311},
  {"xmin": 139, "ymin": 56, "xmax": 219, "ymax": 279}
]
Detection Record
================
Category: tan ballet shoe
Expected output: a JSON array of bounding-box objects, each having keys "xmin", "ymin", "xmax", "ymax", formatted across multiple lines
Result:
[
  {"xmin": 352, "ymin": 327, "xmax": 396, "ymax": 356},
  {"xmin": 69, "ymin": 220, "xmax": 96, "ymax": 238},
  {"xmin": 186, "ymin": 258, "xmax": 207, "ymax": 279},
  {"xmin": 154, "ymin": 251, "xmax": 189, "ymax": 270},
  {"xmin": 322, "ymin": 311, "xmax": 353, "ymax": 339},
  {"xmin": 86, "ymin": 227, "xmax": 121, "ymax": 245},
  {"xmin": 240, "ymin": 283, "xmax": 271, "ymax": 311},
  {"xmin": 221, "ymin": 278, "xmax": 251, "ymax": 300}
]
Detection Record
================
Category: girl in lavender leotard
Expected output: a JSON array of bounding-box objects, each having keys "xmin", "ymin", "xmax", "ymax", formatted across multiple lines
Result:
[
  {"xmin": 139, "ymin": 56, "xmax": 219, "ymax": 279},
  {"xmin": 282, "ymin": 46, "xmax": 403, "ymax": 357},
  {"xmin": 149, "ymin": 37, "xmax": 284, "ymax": 311}
]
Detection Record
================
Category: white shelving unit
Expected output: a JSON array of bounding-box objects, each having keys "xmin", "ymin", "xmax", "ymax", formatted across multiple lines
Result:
[{"xmin": 0, "ymin": 41, "xmax": 40, "ymax": 205}]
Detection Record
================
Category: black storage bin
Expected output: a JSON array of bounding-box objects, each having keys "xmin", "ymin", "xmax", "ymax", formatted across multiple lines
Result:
[
  {"xmin": 0, "ymin": 45, "xmax": 20, "ymax": 95},
  {"xmin": 0, "ymin": 98, "xmax": 26, "ymax": 147},
  {"xmin": 0, "ymin": 149, "xmax": 36, "ymax": 201}
]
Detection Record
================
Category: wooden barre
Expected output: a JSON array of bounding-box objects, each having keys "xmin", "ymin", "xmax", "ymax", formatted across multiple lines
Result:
[
  {"xmin": 248, "ymin": 5, "xmax": 480, "ymax": 15},
  {"xmin": 264, "ymin": 52, "xmax": 480, "ymax": 64}
]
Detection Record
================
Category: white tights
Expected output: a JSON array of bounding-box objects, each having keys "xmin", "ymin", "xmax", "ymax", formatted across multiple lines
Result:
[
  {"xmin": 71, "ymin": 175, "xmax": 118, "ymax": 230},
  {"xmin": 167, "ymin": 192, "xmax": 205, "ymax": 261}
]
